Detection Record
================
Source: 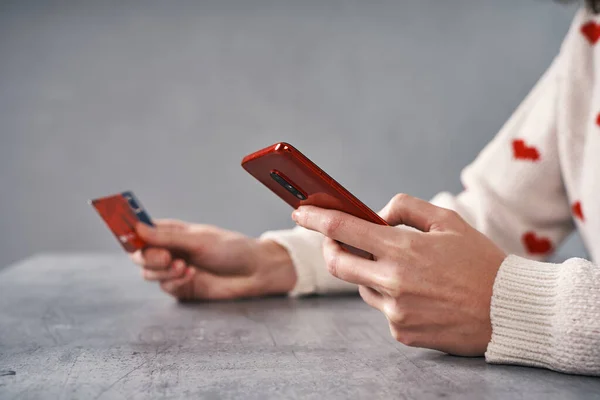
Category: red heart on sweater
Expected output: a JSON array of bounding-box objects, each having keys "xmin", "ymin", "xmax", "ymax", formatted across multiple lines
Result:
[
  {"xmin": 572, "ymin": 201, "xmax": 585, "ymax": 222},
  {"xmin": 512, "ymin": 139, "xmax": 540, "ymax": 161},
  {"xmin": 596, "ymin": 112, "xmax": 600, "ymax": 127},
  {"xmin": 522, "ymin": 232, "xmax": 553, "ymax": 255},
  {"xmin": 581, "ymin": 21, "xmax": 600, "ymax": 45}
]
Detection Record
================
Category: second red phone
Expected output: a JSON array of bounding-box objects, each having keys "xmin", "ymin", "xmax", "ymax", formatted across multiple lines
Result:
[{"xmin": 241, "ymin": 142, "xmax": 389, "ymax": 258}]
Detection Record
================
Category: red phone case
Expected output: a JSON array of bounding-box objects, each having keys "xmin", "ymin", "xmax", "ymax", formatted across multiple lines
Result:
[{"xmin": 242, "ymin": 142, "xmax": 388, "ymax": 257}]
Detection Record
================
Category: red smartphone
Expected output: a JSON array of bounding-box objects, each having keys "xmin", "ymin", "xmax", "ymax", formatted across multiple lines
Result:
[{"xmin": 242, "ymin": 142, "xmax": 388, "ymax": 258}]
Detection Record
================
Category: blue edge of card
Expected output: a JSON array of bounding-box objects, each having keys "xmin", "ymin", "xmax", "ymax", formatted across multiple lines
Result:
[{"xmin": 121, "ymin": 191, "xmax": 155, "ymax": 227}]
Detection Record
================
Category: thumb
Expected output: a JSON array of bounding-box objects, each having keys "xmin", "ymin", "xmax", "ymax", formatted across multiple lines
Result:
[
  {"xmin": 137, "ymin": 221, "xmax": 194, "ymax": 250},
  {"xmin": 378, "ymin": 194, "xmax": 443, "ymax": 232}
]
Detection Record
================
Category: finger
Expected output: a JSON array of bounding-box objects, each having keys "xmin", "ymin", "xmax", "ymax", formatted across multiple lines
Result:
[
  {"xmin": 161, "ymin": 268, "xmax": 254, "ymax": 301},
  {"xmin": 130, "ymin": 248, "xmax": 172, "ymax": 269},
  {"xmin": 136, "ymin": 220, "xmax": 195, "ymax": 250},
  {"xmin": 190, "ymin": 270, "xmax": 258, "ymax": 300},
  {"xmin": 160, "ymin": 267, "xmax": 196, "ymax": 297},
  {"xmin": 142, "ymin": 259, "xmax": 187, "ymax": 281},
  {"xmin": 293, "ymin": 206, "xmax": 404, "ymax": 256},
  {"xmin": 136, "ymin": 247, "xmax": 172, "ymax": 270},
  {"xmin": 130, "ymin": 250, "xmax": 144, "ymax": 265},
  {"xmin": 358, "ymin": 285, "xmax": 384, "ymax": 311},
  {"xmin": 153, "ymin": 219, "xmax": 188, "ymax": 230},
  {"xmin": 322, "ymin": 238, "xmax": 397, "ymax": 291},
  {"xmin": 379, "ymin": 193, "xmax": 454, "ymax": 232},
  {"xmin": 161, "ymin": 265, "xmax": 279, "ymax": 301}
]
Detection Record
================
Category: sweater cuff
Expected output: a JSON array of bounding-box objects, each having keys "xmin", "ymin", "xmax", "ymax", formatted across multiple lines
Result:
[
  {"xmin": 260, "ymin": 228, "xmax": 318, "ymax": 297},
  {"xmin": 485, "ymin": 255, "xmax": 560, "ymax": 369}
]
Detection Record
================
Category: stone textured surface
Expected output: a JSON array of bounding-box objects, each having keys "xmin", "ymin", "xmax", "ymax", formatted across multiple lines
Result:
[{"xmin": 1, "ymin": 254, "xmax": 599, "ymax": 399}]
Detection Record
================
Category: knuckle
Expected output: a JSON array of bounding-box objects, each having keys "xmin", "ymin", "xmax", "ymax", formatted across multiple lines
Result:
[
  {"xmin": 384, "ymin": 301, "xmax": 408, "ymax": 325},
  {"xmin": 381, "ymin": 275, "xmax": 399, "ymax": 294},
  {"xmin": 432, "ymin": 208, "xmax": 464, "ymax": 231},
  {"xmin": 381, "ymin": 267, "xmax": 406, "ymax": 296},
  {"xmin": 391, "ymin": 193, "xmax": 410, "ymax": 208},
  {"xmin": 325, "ymin": 250, "xmax": 340, "ymax": 277},
  {"xmin": 390, "ymin": 327, "xmax": 403, "ymax": 343},
  {"xmin": 322, "ymin": 215, "xmax": 343, "ymax": 237},
  {"xmin": 440, "ymin": 208, "xmax": 460, "ymax": 223},
  {"xmin": 390, "ymin": 327, "xmax": 418, "ymax": 347},
  {"xmin": 176, "ymin": 267, "xmax": 188, "ymax": 279}
]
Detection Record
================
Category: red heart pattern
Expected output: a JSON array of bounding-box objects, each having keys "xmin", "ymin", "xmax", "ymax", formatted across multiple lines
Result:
[
  {"xmin": 505, "ymin": 25, "xmax": 600, "ymax": 258},
  {"xmin": 512, "ymin": 139, "xmax": 540, "ymax": 161},
  {"xmin": 522, "ymin": 232, "xmax": 553, "ymax": 255},
  {"xmin": 581, "ymin": 21, "xmax": 600, "ymax": 45},
  {"xmin": 572, "ymin": 201, "xmax": 585, "ymax": 222}
]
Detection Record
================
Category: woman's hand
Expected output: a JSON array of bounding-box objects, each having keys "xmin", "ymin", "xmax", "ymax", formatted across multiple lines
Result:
[
  {"xmin": 131, "ymin": 220, "xmax": 297, "ymax": 301},
  {"xmin": 292, "ymin": 194, "xmax": 507, "ymax": 356}
]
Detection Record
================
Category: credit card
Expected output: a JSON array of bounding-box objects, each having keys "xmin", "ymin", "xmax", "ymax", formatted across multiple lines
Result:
[
  {"xmin": 121, "ymin": 191, "xmax": 154, "ymax": 227},
  {"xmin": 89, "ymin": 191, "xmax": 154, "ymax": 253}
]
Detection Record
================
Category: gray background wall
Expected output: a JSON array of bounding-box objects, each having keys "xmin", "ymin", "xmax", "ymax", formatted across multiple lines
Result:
[{"xmin": 0, "ymin": 0, "xmax": 585, "ymax": 269}]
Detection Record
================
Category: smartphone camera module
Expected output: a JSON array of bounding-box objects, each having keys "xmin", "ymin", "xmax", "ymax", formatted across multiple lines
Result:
[{"xmin": 270, "ymin": 171, "xmax": 307, "ymax": 200}]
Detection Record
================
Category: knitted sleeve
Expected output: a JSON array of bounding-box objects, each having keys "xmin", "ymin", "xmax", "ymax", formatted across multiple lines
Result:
[{"xmin": 484, "ymin": 255, "xmax": 600, "ymax": 375}]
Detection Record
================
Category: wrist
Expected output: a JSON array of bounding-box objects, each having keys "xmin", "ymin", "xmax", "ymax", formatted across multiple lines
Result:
[{"xmin": 254, "ymin": 238, "xmax": 297, "ymax": 295}]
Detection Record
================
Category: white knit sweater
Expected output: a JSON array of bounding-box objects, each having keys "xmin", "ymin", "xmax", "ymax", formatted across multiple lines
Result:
[{"xmin": 261, "ymin": 8, "xmax": 600, "ymax": 376}]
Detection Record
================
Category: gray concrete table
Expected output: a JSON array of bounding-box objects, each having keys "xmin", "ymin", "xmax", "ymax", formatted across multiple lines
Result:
[{"xmin": 1, "ymin": 255, "xmax": 599, "ymax": 400}]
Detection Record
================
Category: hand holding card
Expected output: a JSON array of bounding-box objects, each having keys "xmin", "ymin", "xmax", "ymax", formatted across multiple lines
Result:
[{"xmin": 90, "ymin": 191, "xmax": 154, "ymax": 252}]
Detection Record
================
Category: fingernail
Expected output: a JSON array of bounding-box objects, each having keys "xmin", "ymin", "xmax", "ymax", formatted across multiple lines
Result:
[{"xmin": 292, "ymin": 209, "xmax": 301, "ymax": 222}]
